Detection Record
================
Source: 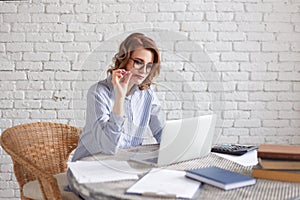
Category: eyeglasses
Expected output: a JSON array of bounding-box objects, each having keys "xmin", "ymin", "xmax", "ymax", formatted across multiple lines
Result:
[{"xmin": 129, "ymin": 58, "xmax": 154, "ymax": 73}]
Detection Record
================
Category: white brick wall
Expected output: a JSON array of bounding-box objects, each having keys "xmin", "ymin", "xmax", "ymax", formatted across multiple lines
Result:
[{"xmin": 1, "ymin": 0, "xmax": 300, "ymax": 199}]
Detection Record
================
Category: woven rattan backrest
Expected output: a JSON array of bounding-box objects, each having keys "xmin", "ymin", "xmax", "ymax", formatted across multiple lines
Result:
[{"xmin": 0, "ymin": 122, "xmax": 81, "ymax": 189}]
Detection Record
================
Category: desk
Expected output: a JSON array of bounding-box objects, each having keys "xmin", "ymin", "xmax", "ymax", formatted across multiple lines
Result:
[{"xmin": 69, "ymin": 145, "xmax": 300, "ymax": 200}]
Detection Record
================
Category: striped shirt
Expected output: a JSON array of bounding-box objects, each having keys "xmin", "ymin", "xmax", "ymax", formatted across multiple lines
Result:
[{"xmin": 71, "ymin": 75, "xmax": 165, "ymax": 161}]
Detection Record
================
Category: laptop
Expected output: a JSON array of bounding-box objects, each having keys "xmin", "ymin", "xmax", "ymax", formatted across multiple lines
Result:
[{"xmin": 130, "ymin": 114, "xmax": 217, "ymax": 166}]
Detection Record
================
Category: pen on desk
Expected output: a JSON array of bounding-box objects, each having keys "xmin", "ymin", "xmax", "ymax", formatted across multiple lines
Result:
[{"xmin": 142, "ymin": 192, "xmax": 177, "ymax": 198}]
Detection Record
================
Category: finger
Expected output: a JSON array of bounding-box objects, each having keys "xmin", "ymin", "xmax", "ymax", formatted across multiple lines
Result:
[
  {"xmin": 122, "ymin": 72, "xmax": 132, "ymax": 84},
  {"xmin": 114, "ymin": 69, "xmax": 127, "ymax": 78},
  {"xmin": 112, "ymin": 71, "xmax": 121, "ymax": 85},
  {"xmin": 112, "ymin": 70, "xmax": 123, "ymax": 80}
]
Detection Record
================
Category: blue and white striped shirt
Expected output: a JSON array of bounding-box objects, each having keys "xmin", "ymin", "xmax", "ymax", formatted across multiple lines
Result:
[{"xmin": 71, "ymin": 75, "xmax": 165, "ymax": 161}]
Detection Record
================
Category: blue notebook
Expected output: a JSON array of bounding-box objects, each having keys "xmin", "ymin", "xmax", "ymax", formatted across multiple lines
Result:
[{"xmin": 185, "ymin": 166, "xmax": 256, "ymax": 190}]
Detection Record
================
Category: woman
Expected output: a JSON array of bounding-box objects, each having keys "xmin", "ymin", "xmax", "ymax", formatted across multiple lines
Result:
[{"xmin": 71, "ymin": 32, "xmax": 165, "ymax": 162}]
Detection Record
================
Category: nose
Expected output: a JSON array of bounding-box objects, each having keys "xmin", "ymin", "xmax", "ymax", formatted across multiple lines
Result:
[{"xmin": 138, "ymin": 65, "xmax": 147, "ymax": 74}]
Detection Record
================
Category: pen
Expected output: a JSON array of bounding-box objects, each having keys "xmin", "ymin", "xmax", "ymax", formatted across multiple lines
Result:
[
  {"xmin": 121, "ymin": 70, "xmax": 128, "ymax": 75},
  {"xmin": 142, "ymin": 192, "xmax": 177, "ymax": 198}
]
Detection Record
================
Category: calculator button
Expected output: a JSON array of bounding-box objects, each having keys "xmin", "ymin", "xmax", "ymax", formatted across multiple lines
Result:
[{"xmin": 211, "ymin": 144, "xmax": 258, "ymax": 155}]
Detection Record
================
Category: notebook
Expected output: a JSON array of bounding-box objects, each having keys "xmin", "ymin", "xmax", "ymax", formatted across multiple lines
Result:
[
  {"xmin": 186, "ymin": 166, "xmax": 256, "ymax": 190},
  {"xmin": 130, "ymin": 114, "xmax": 217, "ymax": 166}
]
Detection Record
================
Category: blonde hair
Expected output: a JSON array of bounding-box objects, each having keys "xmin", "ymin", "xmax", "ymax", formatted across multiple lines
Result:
[{"xmin": 107, "ymin": 33, "xmax": 161, "ymax": 90}]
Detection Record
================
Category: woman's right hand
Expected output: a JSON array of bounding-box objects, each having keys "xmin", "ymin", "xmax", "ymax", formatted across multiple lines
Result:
[{"xmin": 111, "ymin": 69, "xmax": 132, "ymax": 99}]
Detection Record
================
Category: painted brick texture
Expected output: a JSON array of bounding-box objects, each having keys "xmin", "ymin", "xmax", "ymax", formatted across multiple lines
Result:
[{"xmin": 0, "ymin": 0, "xmax": 300, "ymax": 199}]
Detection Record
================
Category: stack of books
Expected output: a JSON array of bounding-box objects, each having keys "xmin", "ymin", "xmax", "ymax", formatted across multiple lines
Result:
[{"xmin": 252, "ymin": 144, "xmax": 300, "ymax": 182}]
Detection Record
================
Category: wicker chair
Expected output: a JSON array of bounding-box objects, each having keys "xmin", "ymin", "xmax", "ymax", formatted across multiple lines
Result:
[{"xmin": 0, "ymin": 122, "xmax": 82, "ymax": 200}]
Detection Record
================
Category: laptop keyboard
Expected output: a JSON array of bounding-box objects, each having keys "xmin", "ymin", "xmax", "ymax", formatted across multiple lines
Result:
[{"xmin": 144, "ymin": 157, "xmax": 158, "ymax": 163}]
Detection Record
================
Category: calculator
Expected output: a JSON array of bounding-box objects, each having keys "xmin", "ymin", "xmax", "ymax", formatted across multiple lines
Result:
[{"xmin": 211, "ymin": 144, "xmax": 258, "ymax": 156}]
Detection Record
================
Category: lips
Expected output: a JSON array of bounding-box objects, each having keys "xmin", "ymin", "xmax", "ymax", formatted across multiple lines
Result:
[{"xmin": 133, "ymin": 74, "xmax": 144, "ymax": 80}]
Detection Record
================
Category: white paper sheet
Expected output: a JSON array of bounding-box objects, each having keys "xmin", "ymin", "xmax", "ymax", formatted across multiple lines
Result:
[
  {"xmin": 68, "ymin": 160, "xmax": 143, "ymax": 183},
  {"xmin": 126, "ymin": 168, "xmax": 201, "ymax": 199},
  {"xmin": 213, "ymin": 150, "xmax": 258, "ymax": 166}
]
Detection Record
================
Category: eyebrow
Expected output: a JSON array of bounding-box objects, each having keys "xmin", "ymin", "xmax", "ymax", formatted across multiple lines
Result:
[{"xmin": 132, "ymin": 57, "xmax": 153, "ymax": 64}]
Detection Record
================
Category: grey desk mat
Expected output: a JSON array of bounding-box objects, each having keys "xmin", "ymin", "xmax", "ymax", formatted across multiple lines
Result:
[{"xmin": 70, "ymin": 145, "xmax": 300, "ymax": 200}]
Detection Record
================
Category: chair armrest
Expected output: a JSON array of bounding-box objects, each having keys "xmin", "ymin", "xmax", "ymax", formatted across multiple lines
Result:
[{"xmin": 3, "ymin": 145, "xmax": 63, "ymax": 200}]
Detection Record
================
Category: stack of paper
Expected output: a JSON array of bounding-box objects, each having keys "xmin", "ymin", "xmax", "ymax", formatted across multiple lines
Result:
[
  {"xmin": 126, "ymin": 168, "xmax": 201, "ymax": 199},
  {"xmin": 68, "ymin": 160, "xmax": 144, "ymax": 183},
  {"xmin": 213, "ymin": 150, "xmax": 258, "ymax": 166}
]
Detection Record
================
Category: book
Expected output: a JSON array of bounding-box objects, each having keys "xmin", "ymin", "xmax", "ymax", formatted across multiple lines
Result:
[
  {"xmin": 257, "ymin": 144, "xmax": 300, "ymax": 161},
  {"xmin": 258, "ymin": 158, "xmax": 300, "ymax": 170},
  {"xmin": 252, "ymin": 164, "xmax": 300, "ymax": 182},
  {"xmin": 185, "ymin": 166, "xmax": 256, "ymax": 191},
  {"xmin": 126, "ymin": 168, "xmax": 201, "ymax": 199}
]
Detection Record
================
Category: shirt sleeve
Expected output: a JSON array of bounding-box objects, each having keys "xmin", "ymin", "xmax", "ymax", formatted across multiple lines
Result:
[
  {"xmin": 81, "ymin": 83, "xmax": 125, "ymax": 155},
  {"xmin": 148, "ymin": 91, "xmax": 165, "ymax": 143}
]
